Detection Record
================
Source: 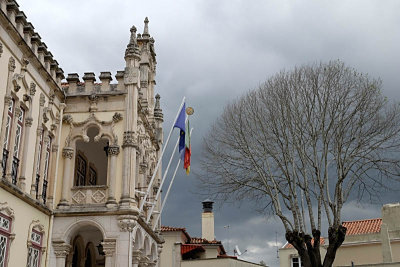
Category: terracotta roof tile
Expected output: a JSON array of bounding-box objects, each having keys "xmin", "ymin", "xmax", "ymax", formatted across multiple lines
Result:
[
  {"xmin": 161, "ymin": 226, "xmax": 191, "ymax": 241},
  {"xmin": 190, "ymin": 237, "xmax": 221, "ymax": 245},
  {"xmin": 342, "ymin": 218, "xmax": 382, "ymax": 235},
  {"xmin": 161, "ymin": 226, "xmax": 187, "ymax": 232}
]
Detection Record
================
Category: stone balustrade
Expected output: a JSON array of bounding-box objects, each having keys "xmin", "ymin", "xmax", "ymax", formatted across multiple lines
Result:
[{"xmin": 71, "ymin": 185, "xmax": 108, "ymax": 205}]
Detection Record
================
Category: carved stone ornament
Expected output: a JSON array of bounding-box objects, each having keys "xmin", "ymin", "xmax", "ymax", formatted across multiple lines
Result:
[
  {"xmin": 14, "ymin": 107, "xmax": 22, "ymax": 118},
  {"xmin": 62, "ymin": 147, "xmax": 74, "ymax": 159},
  {"xmin": 23, "ymin": 94, "xmax": 31, "ymax": 102},
  {"xmin": 107, "ymin": 145, "xmax": 120, "ymax": 156},
  {"xmin": 29, "ymin": 82, "xmax": 36, "ymax": 96},
  {"xmin": 52, "ymin": 144, "xmax": 59, "ymax": 153},
  {"xmin": 122, "ymin": 131, "xmax": 137, "ymax": 148},
  {"xmin": 39, "ymin": 93, "xmax": 46, "ymax": 106},
  {"xmin": 0, "ymin": 43, "xmax": 3, "ymax": 57},
  {"xmin": 63, "ymin": 113, "xmax": 120, "ymax": 147},
  {"xmin": 112, "ymin": 112, "xmax": 123, "ymax": 123},
  {"xmin": 25, "ymin": 117, "xmax": 33, "ymax": 127},
  {"xmin": 8, "ymin": 57, "xmax": 16, "ymax": 72},
  {"xmin": 101, "ymin": 239, "xmax": 116, "ymax": 256},
  {"xmin": 62, "ymin": 114, "xmax": 73, "ymax": 124},
  {"xmin": 117, "ymin": 215, "xmax": 137, "ymax": 232},
  {"xmin": 52, "ymin": 243, "xmax": 71, "ymax": 258}
]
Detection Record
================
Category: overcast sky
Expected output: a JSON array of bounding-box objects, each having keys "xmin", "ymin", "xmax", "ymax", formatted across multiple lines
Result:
[{"xmin": 18, "ymin": 0, "xmax": 400, "ymax": 265}]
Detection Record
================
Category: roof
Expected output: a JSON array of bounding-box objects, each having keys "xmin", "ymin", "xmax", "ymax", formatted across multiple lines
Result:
[
  {"xmin": 283, "ymin": 237, "xmax": 325, "ymax": 249},
  {"xmin": 161, "ymin": 226, "xmax": 191, "ymax": 241},
  {"xmin": 342, "ymin": 218, "xmax": 382, "ymax": 235},
  {"xmin": 283, "ymin": 218, "xmax": 382, "ymax": 249},
  {"xmin": 181, "ymin": 244, "xmax": 205, "ymax": 255}
]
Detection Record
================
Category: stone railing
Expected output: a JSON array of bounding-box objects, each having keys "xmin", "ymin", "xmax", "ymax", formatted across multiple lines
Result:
[{"xmin": 71, "ymin": 185, "xmax": 107, "ymax": 205}]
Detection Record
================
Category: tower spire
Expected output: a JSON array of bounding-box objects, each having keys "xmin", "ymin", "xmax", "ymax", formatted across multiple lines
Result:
[
  {"xmin": 125, "ymin": 25, "xmax": 141, "ymax": 60},
  {"xmin": 143, "ymin": 17, "xmax": 150, "ymax": 38}
]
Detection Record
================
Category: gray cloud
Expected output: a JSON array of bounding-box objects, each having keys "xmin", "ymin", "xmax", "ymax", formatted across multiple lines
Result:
[{"xmin": 18, "ymin": 0, "xmax": 400, "ymax": 265}]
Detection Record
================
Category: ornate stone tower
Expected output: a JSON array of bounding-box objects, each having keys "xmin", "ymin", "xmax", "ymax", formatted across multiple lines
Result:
[{"xmin": 50, "ymin": 18, "xmax": 164, "ymax": 267}]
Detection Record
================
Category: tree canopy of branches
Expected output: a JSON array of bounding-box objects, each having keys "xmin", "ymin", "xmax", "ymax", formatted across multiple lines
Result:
[{"xmin": 200, "ymin": 61, "xmax": 400, "ymax": 267}]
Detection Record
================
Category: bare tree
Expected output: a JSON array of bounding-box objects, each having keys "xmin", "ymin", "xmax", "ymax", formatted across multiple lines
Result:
[{"xmin": 200, "ymin": 61, "xmax": 400, "ymax": 267}]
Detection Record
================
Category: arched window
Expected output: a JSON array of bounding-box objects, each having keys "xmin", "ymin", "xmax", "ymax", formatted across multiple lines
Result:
[
  {"xmin": 74, "ymin": 127, "xmax": 107, "ymax": 186},
  {"xmin": 26, "ymin": 221, "xmax": 46, "ymax": 267},
  {"xmin": 0, "ymin": 203, "xmax": 15, "ymax": 267}
]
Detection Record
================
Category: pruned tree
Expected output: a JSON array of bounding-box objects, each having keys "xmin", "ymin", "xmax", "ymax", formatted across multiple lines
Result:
[{"xmin": 200, "ymin": 61, "xmax": 400, "ymax": 267}]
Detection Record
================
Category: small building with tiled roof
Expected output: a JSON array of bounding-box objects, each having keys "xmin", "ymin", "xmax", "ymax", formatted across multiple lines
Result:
[
  {"xmin": 160, "ymin": 201, "xmax": 264, "ymax": 267},
  {"xmin": 279, "ymin": 203, "xmax": 400, "ymax": 267}
]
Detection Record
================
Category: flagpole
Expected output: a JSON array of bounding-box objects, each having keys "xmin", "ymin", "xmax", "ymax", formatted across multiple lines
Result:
[
  {"xmin": 152, "ymin": 128, "xmax": 193, "ymax": 231},
  {"xmin": 146, "ymin": 133, "xmax": 180, "ymax": 223},
  {"xmin": 146, "ymin": 116, "xmax": 189, "ymax": 223},
  {"xmin": 139, "ymin": 97, "xmax": 185, "ymax": 213}
]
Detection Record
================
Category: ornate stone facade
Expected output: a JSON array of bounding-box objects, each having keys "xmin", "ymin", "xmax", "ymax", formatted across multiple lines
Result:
[{"xmin": 0, "ymin": 2, "xmax": 163, "ymax": 267}]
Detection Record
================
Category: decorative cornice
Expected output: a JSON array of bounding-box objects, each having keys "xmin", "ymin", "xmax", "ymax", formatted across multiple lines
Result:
[
  {"xmin": 0, "ymin": 202, "xmax": 15, "ymax": 219},
  {"xmin": 62, "ymin": 147, "xmax": 74, "ymax": 159}
]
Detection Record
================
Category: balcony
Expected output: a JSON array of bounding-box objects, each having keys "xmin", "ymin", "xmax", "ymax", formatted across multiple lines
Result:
[{"xmin": 71, "ymin": 185, "xmax": 108, "ymax": 205}]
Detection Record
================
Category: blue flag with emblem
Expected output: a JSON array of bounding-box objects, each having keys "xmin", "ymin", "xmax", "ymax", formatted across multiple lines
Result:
[{"xmin": 173, "ymin": 103, "xmax": 186, "ymax": 160}]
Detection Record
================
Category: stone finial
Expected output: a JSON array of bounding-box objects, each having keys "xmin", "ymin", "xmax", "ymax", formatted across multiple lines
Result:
[
  {"xmin": 66, "ymin": 73, "xmax": 80, "ymax": 94},
  {"xmin": 125, "ymin": 25, "xmax": 141, "ymax": 60},
  {"xmin": 154, "ymin": 94, "xmax": 163, "ymax": 122},
  {"xmin": 143, "ymin": 17, "xmax": 150, "ymax": 37},
  {"xmin": 99, "ymin": 72, "xmax": 112, "ymax": 91}
]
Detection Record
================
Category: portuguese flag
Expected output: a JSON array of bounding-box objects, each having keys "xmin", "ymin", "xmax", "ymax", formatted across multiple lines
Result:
[{"xmin": 184, "ymin": 120, "xmax": 191, "ymax": 175}]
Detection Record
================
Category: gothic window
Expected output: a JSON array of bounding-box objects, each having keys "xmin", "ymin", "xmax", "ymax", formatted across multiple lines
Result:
[
  {"xmin": 43, "ymin": 137, "xmax": 51, "ymax": 182},
  {"xmin": 13, "ymin": 107, "xmax": 24, "ymax": 158},
  {"xmin": 3, "ymin": 100, "xmax": 14, "ymax": 150},
  {"xmin": 88, "ymin": 165, "xmax": 97, "ymax": 186},
  {"xmin": 36, "ymin": 131, "xmax": 43, "ymax": 175},
  {"xmin": 75, "ymin": 154, "xmax": 87, "ymax": 186},
  {"xmin": 0, "ymin": 213, "xmax": 12, "ymax": 267},
  {"xmin": 26, "ymin": 227, "xmax": 44, "ymax": 267}
]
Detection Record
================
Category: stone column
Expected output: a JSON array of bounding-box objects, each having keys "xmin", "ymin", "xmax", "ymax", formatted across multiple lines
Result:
[
  {"xmin": 106, "ymin": 145, "xmax": 120, "ymax": 208},
  {"xmin": 132, "ymin": 250, "xmax": 141, "ymax": 267},
  {"xmin": 17, "ymin": 116, "xmax": 32, "ymax": 191},
  {"xmin": 102, "ymin": 239, "xmax": 116, "ymax": 267},
  {"xmin": 53, "ymin": 242, "xmax": 71, "ymax": 267},
  {"xmin": 58, "ymin": 147, "xmax": 74, "ymax": 208},
  {"xmin": 30, "ymin": 94, "xmax": 46, "ymax": 197},
  {"xmin": 120, "ymin": 131, "xmax": 137, "ymax": 207}
]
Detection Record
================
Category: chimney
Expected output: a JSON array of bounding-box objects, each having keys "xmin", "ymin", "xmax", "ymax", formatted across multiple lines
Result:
[{"xmin": 202, "ymin": 199, "xmax": 215, "ymax": 241}]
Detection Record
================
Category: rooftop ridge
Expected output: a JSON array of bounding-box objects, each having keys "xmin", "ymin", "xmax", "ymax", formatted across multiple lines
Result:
[
  {"xmin": 0, "ymin": 0, "xmax": 65, "ymax": 88},
  {"xmin": 342, "ymin": 218, "xmax": 382, "ymax": 223}
]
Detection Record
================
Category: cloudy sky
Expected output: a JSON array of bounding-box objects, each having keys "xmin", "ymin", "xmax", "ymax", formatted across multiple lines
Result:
[{"xmin": 18, "ymin": 0, "xmax": 400, "ymax": 265}]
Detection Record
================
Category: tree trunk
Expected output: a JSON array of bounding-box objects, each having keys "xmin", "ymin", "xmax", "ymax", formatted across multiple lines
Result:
[{"xmin": 286, "ymin": 226, "xmax": 347, "ymax": 267}]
